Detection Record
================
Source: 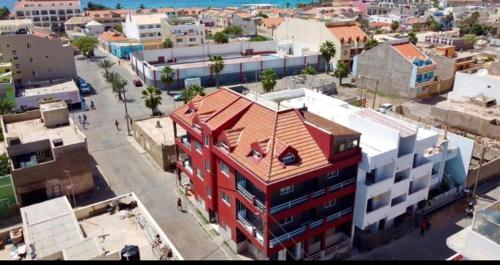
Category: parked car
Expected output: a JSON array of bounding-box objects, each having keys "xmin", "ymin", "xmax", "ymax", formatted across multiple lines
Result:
[
  {"xmin": 377, "ymin": 103, "xmax": 393, "ymax": 114},
  {"xmin": 133, "ymin": 80, "xmax": 143, "ymax": 87},
  {"xmin": 79, "ymin": 83, "xmax": 92, "ymax": 94},
  {"xmin": 173, "ymin": 94, "xmax": 183, "ymax": 102}
]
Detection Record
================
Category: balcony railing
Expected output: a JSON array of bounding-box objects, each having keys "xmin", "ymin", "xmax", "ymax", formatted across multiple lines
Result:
[
  {"xmin": 270, "ymin": 207, "xmax": 353, "ymax": 248},
  {"xmin": 270, "ymin": 178, "xmax": 355, "ymax": 215},
  {"xmin": 178, "ymin": 135, "xmax": 191, "ymax": 149},
  {"xmin": 237, "ymin": 181, "xmax": 266, "ymax": 211},
  {"xmin": 305, "ymin": 239, "xmax": 351, "ymax": 260},
  {"xmin": 237, "ymin": 212, "xmax": 264, "ymax": 244}
]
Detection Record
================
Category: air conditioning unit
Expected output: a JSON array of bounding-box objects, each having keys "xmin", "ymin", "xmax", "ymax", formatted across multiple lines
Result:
[{"xmin": 52, "ymin": 138, "xmax": 63, "ymax": 147}]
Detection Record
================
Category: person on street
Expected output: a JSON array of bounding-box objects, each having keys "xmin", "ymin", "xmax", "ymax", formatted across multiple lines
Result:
[
  {"xmin": 115, "ymin": 120, "xmax": 120, "ymax": 130},
  {"xmin": 420, "ymin": 217, "xmax": 428, "ymax": 237},
  {"xmin": 78, "ymin": 115, "xmax": 82, "ymax": 124},
  {"xmin": 91, "ymin": 100, "xmax": 95, "ymax": 109},
  {"xmin": 83, "ymin": 114, "xmax": 87, "ymax": 123},
  {"xmin": 177, "ymin": 197, "xmax": 182, "ymax": 211}
]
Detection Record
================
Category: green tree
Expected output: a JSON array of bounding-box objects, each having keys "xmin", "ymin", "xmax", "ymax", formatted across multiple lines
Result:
[
  {"xmin": 250, "ymin": 35, "xmax": 268, "ymax": 42},
  {"xmin": 163, "ymin": 38, "xmax": 173, "ymax": 48},
  {"xmin": 333, "ymin": 62, "xmax": 349, "ymax": 86},
  {"xmin": 73, "ymin": 37, "xmax": 98, "ymax": 58},
  {"xmin": 391, "ymin": 21, "xmax": 400, "ymax": 32},
  {"xmin": 113, "ymin": 24, "xmax": 123, "ymax": 33},
  {"xmin": 320, "ymin": 41, "xmax": 336, "ymax": 73},
  {"xmin": 0, "ymin": 153, "xmax": 10, "ymax": 176},
  {"xmin": 301, "ymin": 66, "xmax": 317, "ymax": 75},
  {"xmin": 213, "ymin": 32, "xmax": 228, "ymax": 44},
  {"xmin": 0, "ymin": 97, "xmax": 14, "ymax": 115},
  {"xmin": 256, "ymin": 12, "xmax": 269, "ymax": 18},
  {"xmin": 223, "ymin": 26, "xmax": 243, "ymax": 37},
  {"xmin": 464, "ymin": 34, "xmax": 477, "ymax": 45},
  {"xmin": 444, "ymin": 13, "xmax": 454, "ymax": 30},
  {"xmin": 260, "ymin": 69, "xmax": 278, "ymax": 93},
  {"xmin": 108, "ymin": 72, "xmax": 127, "ymax": 101},
  {"xmin": 86, "ymin": 2, "xmax": 109, "ymax": 10},
  {"xmin": 139, "ymin": 4, "xmax": 146, "ymax": 9},
  {"xmin": 0, "ymin": 6, "xmax": 10, "ymax": 20},
  {"xmin": 432, "ymin": 0, "xmax": 439, "ymax": 8},
  {"xmin": 160, "ymin": 66, "xmax": 175, "ymax": 94},
  {"xmin": 97, "ymin": 59, "xmax": 115, "ymax": 79},
  {"xmin": 181, "ymin": 85, "xmax": 205, "ymax": 104},
  {"xmin": 209, "ymin": 55, "xmax": 225, "ymax": 88},
  {"xmin": 408, "ymin": 31, "xmax": 417, "ymax": 45},
  {"xmin": 365, "ymin": 38, "xmax": 379, "ymax": 50},
  {"xmin": 142, "ymin": 86, "xmax": 162, "ymax": 116},
  {"xmin": 115, "ymin": 3, "xmax": 123, "ymax": 9}
]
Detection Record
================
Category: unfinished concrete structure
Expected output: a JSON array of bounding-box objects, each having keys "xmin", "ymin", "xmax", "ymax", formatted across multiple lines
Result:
[
  {"xmin": 0, "ymin": 193, "xmax": 182, "ymax": 260},
  {"xmin": 132, "ymin": 116, "xmax": 180, "ymax": 171},
  {"xmin": 353, "ymin": 39, "xmax": 439, "ymax": 99},
  {"xmin": 0, "ymin": 100, "xmax": 93, "ymax": 206}
]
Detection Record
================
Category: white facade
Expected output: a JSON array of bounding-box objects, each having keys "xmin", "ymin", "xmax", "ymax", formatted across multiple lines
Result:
[
  {"xmin": 0, "ymin": 19, "xmax": 33, "ymax": 35},
  {"xmin": 123, "ymin": 13, "xmax": 167, "ymax": 42},
  {"xmin": 12, "ymin": 0, "xmax": 82, "ymax": 29},
  {"xmin": 448, "ymin": 69, "xmax": 500, "ymax": 103},
  {"xmin": 83, "ymin": 21, "xmax": 104, "ymax": 37},
  {"xmin": 368, "ymin": 14, "xmax": 402, "ymax": 23},
  {"xmin": 161, "ymin": 17, "xmax": 205, "ymax": 48},
  {"xmin": 269, "ymin": 88, "xmax": 473, "ymax": 232}
]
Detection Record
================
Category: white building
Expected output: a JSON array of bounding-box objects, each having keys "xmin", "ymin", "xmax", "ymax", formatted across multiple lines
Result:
[
  {"xmin": 15, "ymin": 80, "xmax": 82, "ymax": 111},
  {"xmin": 368, "ymin": 14, "xmax": 402, "ymax": 24},
  {"xmin": 448, "ymin": 67, "xmax": 500, "ymax": 104},
  {"xmin": 447, "ymin": 200, "xmax": 500, "ymax": 260},
  {"xmin": 11, "ymin": 0, "xmax": 82, "ymax": 30},
  {"xmin": 264, "ymin": 88, "xmax": 473, "ymax": 234},
  {"xmin": 161, "ymin": 17, "xmax": 205, "ymax": 48},
  {"xmin": 123, "ymin": 13, "xmax": 167, "ymax": 42},
  {"xmin": 83, "ymin": 20, "xmax": 104, "ymax": 37},
  {"xmin": 0, "ymin": 19, "xmax": 33, "ymax": 35}
]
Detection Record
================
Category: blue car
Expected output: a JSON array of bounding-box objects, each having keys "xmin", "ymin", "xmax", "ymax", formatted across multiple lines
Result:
[{"xmin": 80, "ymin": 83, "xmax": 92, "ymax": 94}]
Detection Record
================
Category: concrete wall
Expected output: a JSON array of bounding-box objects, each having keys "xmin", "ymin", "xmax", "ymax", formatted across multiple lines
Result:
[
  {"xmin": 448, "ymin": 71, "xmax": 500, "ymax": 103},
  {"xmin": 430, "ymin": 55, "xmax": 456, "ymax": 93},
  {"xmin": 466, "ymin": 157, "xmax": 500, "ymax": 189},
  {"xmin": 354, "ymin": 42, "xmax": 413, "ymax": 98},
  {"xmin": 132, "ymin": 120, "xmax": 176, "ymax": 171},
  {"xmin": 0, "ymin": 35, "xmax": 77, "ymax": 83}
]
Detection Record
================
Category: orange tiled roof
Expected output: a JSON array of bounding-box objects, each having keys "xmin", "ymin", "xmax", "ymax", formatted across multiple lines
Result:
[
  {"xmin": 172, "ymin": 89, "xmax": 336, "ymax": 182},
  {"xmin": 235, "ymin": 12, "xmax": 253, "ymax": 19},
  {"xmin": 99, "ymin": 31, "xmax": 129, "ymax": 42},
  {"xmin": 391, "ymin": 42, "xmax": 428, "ymax": 62},
  {"xmin": 369, "ymin": 22, "xmax": 391, "ymax": 28},
  {"xmin": 327, "ymin": 24, "xmax": 367, "ymax": 42},
  {"xmin": 259, "ymin": 17, "xmax": 284, "ymax": 29}
]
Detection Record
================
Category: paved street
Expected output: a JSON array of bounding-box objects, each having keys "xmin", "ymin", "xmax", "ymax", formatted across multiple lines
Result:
[
  {"xmin": 73, "ymin": 48, "xmax": 229, "ymax": 260},
  {"xmin": 352, "ymin": 177, "xmax": 500, "ymax": 260}
]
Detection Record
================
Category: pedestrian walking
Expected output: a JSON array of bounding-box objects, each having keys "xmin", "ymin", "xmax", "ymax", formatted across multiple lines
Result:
[
  {"xmin": 83, "ymin": 114, "xmax": 87, "ymax": 123},
  {"xmin": 420, "ymin": 217, "xmax": 427, "ymax": 237},
  {"xmin": 115, "ymin": 120, "xmax": 120, "ymax": 130},
  {"xmin": 78, "ymin": 115, "xmax": 82, "ymax": 124},
  {"xmin": 129, "ymin": 117, "xmax": 133, "ymax": 126},
  {"xmin": 177, "ymin": 197, "xmax": 182, "ymax": 211},
  {"xmin": 118, "ymin": 60, "xmax": 121, "ymax": 65}
]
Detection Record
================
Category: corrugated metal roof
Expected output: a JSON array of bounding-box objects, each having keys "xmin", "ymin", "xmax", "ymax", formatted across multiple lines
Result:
[{"xmin": 21, "ymin": 197, "xmax": 85, "ymax": 260}]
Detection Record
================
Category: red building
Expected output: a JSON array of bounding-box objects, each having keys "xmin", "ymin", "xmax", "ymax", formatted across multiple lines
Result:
[{"xmin": 171, "ymin": 88, "xmax": 362, "ymax": 260}]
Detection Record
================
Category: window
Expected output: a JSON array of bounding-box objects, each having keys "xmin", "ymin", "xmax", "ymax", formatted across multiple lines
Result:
[
  {"xmin": 280, "ymin": 185, "xmax": 294, "ymax": 195},
  {"xmin": 338, "ymin": 143, "xmax": 345, "ymax": 152},
  {"xmin": 205, "ymin": 159, "xmax": 210, "ymax": 172},
  {"xmin": 280, "ymin": 216, "xmax": 293, "ymax": 225},
  {"xmin": 27, "ymin": 43, "xmax": 31, "ymax": 49},
  {"xmin": 220, "ymin": 141, "xmax": 229, "ymax": 152},
  {"xmin": 220, "ymin": 161, "xmax": 230, "ymax": 176},
  {"xmin": 252, "ymin": 149, "xmax": 261, "ymax": 159},
  {"xmin": 195, "ymin": 140, "xmax": 202, "ymax": 153},
  {"xmin": 221, "ymin": 191, "xmax": 230, "ymax": 205},
  {"xmin": 282, "ymin": 153, "xmax": 296, "ymax": 164},
  {"xmin": 189, "ymin": 37, "xmax": 196, "ymax": 42},
  {"xmin": 326, "ymin": 170, "xmax": 339, "ymax": 179},
  {"xmin": 353, "ymin": 139, "xmax": 359, "ymax": 148},
  {"xmin": 197, "ymin": 168, "xmax": 204, "ymax": 180},
  {"xmin": 206, "ymin": 186, "xmax": 211, "ymax": 198},
  {"xmin": 325, "ymin": 199, "xmax": 336, "ymax": 208},
  {"xmin": 177, "ymin": 38, "xmax": 183, "ymax": 42},
  {"xmin": 204, "ymin": 135, "xmax": 210, "ymax": 146}
]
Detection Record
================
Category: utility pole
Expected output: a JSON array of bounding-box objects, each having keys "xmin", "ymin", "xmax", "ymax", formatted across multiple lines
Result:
[
  {"xmin": 360, "ymin": 76, "xmax": 364, "ymax": 107},
  {"xmin": 122, "ymin": 86, "xmax": 131, "ymax": 136},
  {"xmin": 372, "ymin": 80, "xmax": 379, "ymax": 109},
  {"xmin": 472, "ymin": 146, "xmax": 486, "ymax": 201}
]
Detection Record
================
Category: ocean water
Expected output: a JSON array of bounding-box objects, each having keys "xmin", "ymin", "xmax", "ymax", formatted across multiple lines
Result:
[{"xmin": 3, "ymin": 0, "xmax": 313, "ymax": 10}]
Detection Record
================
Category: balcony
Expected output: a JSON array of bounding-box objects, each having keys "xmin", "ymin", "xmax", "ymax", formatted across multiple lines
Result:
[
  {"xmin": 408, "ymin": 187, "xmax": 427, "ymax": 204},
  {"xmin": 237, "ymin": 180, "xmax": 265, "ymax": 211},
  {"xmin": 270, "ymin": 178, "xmax": 355, "ymax": 215},
  {"xmin": 395, "ymin": 153, "xmax": 413, "ymax": 172},
  {"xmin": 269, "ymin": 207, "xmax": 352, "ymax": 248},
  {"xmin": 237, "ymin": 211, "xmax": 264, "ymax": 244},
  {"xmin": 392, "ymin": 175, "xmax": 410, "ymax": 197},
  {"xmin": 305, "ymin": 238, "xmax": 351, "ymax": 260},
  {"xmin": 178, "ymin": 135, "xmax": 191, "ymax": 149},
  {"xmin": 364, "ymin": 203, "xmax": 390, "ymax": 226},
  {"xmin": 177, "ymin": 153, "xmax": 193, "ymax": 175},
  {"xmin": 410, "ymin": 160, "xmax": 432, "ymax": 180},
  {"xmin": 360, "ymin": 175, "xmax": 393, "ymax": 199}
]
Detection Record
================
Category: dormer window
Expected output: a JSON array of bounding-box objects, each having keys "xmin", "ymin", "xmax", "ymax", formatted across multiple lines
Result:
[
  {"xmin": 282, "ymin": 153, "xmax": 296, "ymax": 165},
  {"xmin": 220, "ymin": 141, "xmax": 229, "ymax": 152},
  {"xmin": 252, "ymin": 149, "xmax": 262, "ymax": 159},
  {"xmin": 193, "ymin": 123, "xmax": 201, "ymax": 131}
]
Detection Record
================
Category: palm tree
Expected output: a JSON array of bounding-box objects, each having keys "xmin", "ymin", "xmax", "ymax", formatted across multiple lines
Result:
[
  {"xmin": 391, "ymin": 21, "xmax": 400, "ymax": 32},
  {"xmin": 209, "ymin": 55, "xmax": 225, "ymax": 88},
  {"xmin": 260, "ymin": 69, "xmax": 278, "ymax": 93},
  {"xmin": 0, "ymin": 97, "xmax": 14, "ymax": 115},
  {"xmin": 408, "ymin": 32, "xmax": 418, "ymax": 45},
  {"xmin": 109, "ymin": 72, "xmax": 127, "ymax": 101},
  {"xmin": 444, "ymin": 13, "xmax": 454, "ymax": 30},
  {"xmin": 98, "ymin": 59, "xmax": 115, "ymax": 80},
  {"xmin": 320, "ymin": 41, "xmax": 336, "ymax": 73},
  {"xmin": 180, "ymin": 88, "xmax": 194, "ymax": 104},
  {"xmin": 333, "ymin": 62, "xmax": 349, "ymax": 86},
  {"xmin": 160, "ymin": 66, "xmax": 174, "ymax": 94},
  {"xmin": 163, "ymin": 38, "xmax": 173, "ymax": 48},
  {"xmin": 142, "ymin": 86, "xmax": 162, "ymax": 116},
  {"xmin": 425, "ymin": 16, "xmax": 436, "ymax": 30},
  {"xmin": 189, "ymin": 84, "xmax": 205, "ymax": 97},
  {"xmin": 365, "ymin": 38, "xmax": 379, "ymax": 50}
]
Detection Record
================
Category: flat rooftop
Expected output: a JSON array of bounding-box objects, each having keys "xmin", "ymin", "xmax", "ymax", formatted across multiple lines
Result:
[
  {"xmin": 302, "ymin": 110, "xmax": 360, "ymax": 137},
  {"xmin": 5, "ymin": 193, "xmax": 180, "ymax": 260},
  {"xmin": 135, "ymin": 116, "xmax": 184, "ymax": 146},
  {"xmin": 19, "ymin": 80, "xmax": 78, "ymax": 97},
  {"xmin": 152, "ymin": 53, "xmax": 282, "ymax": 70},
  {"xmin": 435, "ymin": 100, "xmax": 500, "ymax": 121},
  {"xmin": 356, "ymin": 109, "xmax": 416, "ymax": 138},
  {"xmin": 4, "ymin": 115, "xmax": 84, "ymax": 146}
]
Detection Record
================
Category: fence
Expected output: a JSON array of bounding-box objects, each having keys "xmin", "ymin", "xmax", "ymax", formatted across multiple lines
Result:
[{"xmin": 0, "ymin": 175, "xmax": 17, "ymax": 219}]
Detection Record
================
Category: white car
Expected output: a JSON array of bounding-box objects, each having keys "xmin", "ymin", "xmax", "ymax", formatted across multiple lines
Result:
[{"xmin": 378, "ymin": 103, "xmax": 393, "ymax": 114}]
